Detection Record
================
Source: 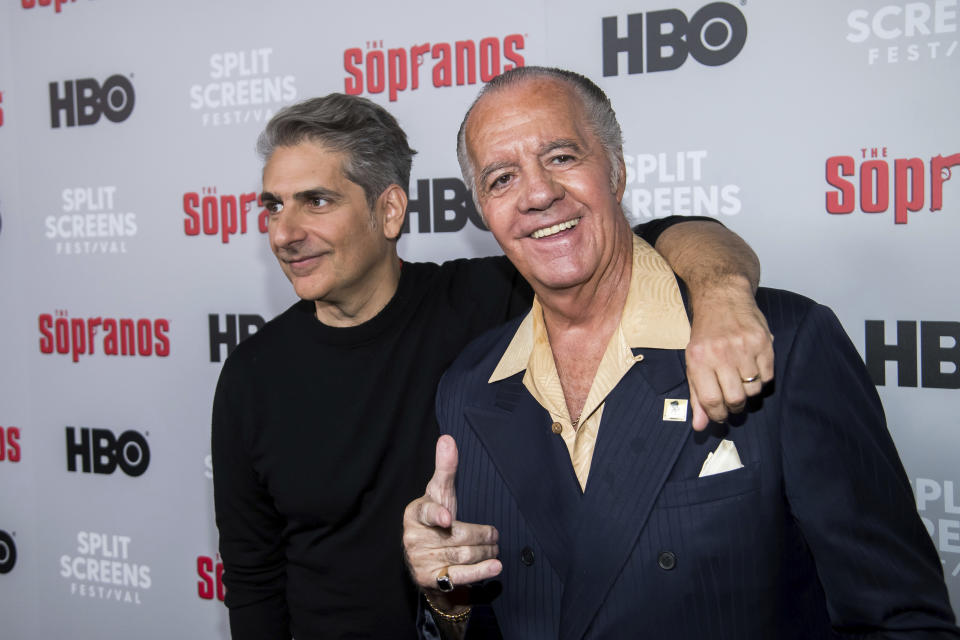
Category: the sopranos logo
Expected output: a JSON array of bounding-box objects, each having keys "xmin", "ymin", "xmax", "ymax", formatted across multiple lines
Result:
[
  {"xmin": 39, "ymin": 311, "xmax": 170, "ymax": 362},
  {"xmin": 0, "ymin": 530, "xmax": 16, "ymax": 574},
  {"xmin": 914, "ymin": 478, "xmax": 960, "ymax": 579},
  {"xmin": 60, "ymin": 532, "xmax": 151, "ymax": 604},
  {"xmin": 189, "ymin": 48, "xmax": 297, "ymax": 127},
  {"xmin": 622, "ymin": 150, "xmax": 741, "ymax": 224},
  {"xmin": 826, "ymin": 147, "xmax": 959, "ymax": 224},
  {"xmin": 45, "ymin": 186, "xmax": 137, "ymax": 255},
  {"xmin": 0, "ymin": 426, "xmax": 21, "ymax": 463},
  {"xmin": 846, "ymin": 1, "xmax": 958, "ymax": 65},
  {"xmin": 49, "ymin": 75, "xmax": 135, "ymax": 128},
  {"xmin": 22, "ymin": 0, "xmax": 77, "ymax": 13},
  {"xmin": 197, "ymin": 554, "xmax": 226, "ymax": 601},
  {"xmin": 66, "ymin": 427, "xmax": 150, "ymax": 477},
  {"xmin": 602, "ymin": 3, "xmax": 747, "ymax": 76},
  {"xmin": 183, "ymin": 187, "xmax": 268, "ymax": 243},
  {"xmin": 344, "ymin": 34, "xmax": 525, "ymax": 102}
]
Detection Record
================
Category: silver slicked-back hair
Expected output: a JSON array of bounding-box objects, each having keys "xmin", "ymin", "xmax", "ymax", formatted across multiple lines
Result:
[
  {"xmin": 456, "ymin": 66, "xmax": 624, "ymax": 203},
  {"xmin": 257, "ymin": 94, "xmax": 417, "ymax": 210}
]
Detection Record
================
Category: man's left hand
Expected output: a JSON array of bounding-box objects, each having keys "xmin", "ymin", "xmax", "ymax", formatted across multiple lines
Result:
[{"xmin": 685, "ymin": 280, "xmax": 774, "ymax": 430}]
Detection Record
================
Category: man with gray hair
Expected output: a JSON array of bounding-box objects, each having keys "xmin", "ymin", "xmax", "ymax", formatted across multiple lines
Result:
[
  {"xmin": 402, "ymin": 66, "xmax": 958, "ymax": 639},
  {"xmin": 213, "ymin": 91, "xmax": 774, "ymax": 639}
]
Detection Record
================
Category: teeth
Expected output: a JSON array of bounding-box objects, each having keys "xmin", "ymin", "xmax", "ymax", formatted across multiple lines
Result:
[{"xmin": 530, "ymin": 217, "xmax": 580, "ymax": 239}]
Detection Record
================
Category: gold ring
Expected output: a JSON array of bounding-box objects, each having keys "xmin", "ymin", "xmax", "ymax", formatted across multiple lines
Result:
[
  {"xmin": 741, "ymin": 375, "xmax": 760, "ymax": 384},
  {"xmin": 435, "ymin": 568, "xmax": 454, "ymax": 592}
]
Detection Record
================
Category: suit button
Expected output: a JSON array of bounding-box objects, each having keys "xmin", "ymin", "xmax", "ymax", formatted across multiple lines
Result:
[
  {"xmin": 550, "ymin": 422, "xmax": 562, "ymax": 435},
  {"xmin": 657, "ymin": 551, "xmax": 677, "ymax": 571},
  {"xmin": 520, "ymin": 547, "xmax": 535, "ymax": 566}
]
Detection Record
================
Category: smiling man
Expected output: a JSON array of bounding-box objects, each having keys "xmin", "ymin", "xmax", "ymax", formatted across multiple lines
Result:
[
  {"xmin": 402, "ymin": 67, "xmax": 958, "ymax": 639},
  {"xmin": 212, "ymin": 93, "xmax": 775, "ymax": 640}
]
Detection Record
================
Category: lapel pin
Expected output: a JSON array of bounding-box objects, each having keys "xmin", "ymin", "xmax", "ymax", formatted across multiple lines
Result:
[{"xmin": 663, "ymin": 398, "xmax": 688, "ymax": 422}]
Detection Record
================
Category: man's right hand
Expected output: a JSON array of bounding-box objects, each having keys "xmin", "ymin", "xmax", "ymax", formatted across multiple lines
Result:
[{"xmin": 402, "ymin": 435, "xmax": 502, "ymax": 608}]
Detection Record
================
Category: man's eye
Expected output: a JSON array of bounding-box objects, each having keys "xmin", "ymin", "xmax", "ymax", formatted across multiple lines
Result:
[
  {"xmin": 551, "ymin": 154, "xmax": 575, "ymax": 164},
  {"xmin": 266, "ymin": 202, "xmax": 283, "ymax": 214},
  {"xmin": 490, "ymin": 174, "xmax": 512, "ymax": 190},
  {"xmin": 309, "ymin": 197, "xmax": 329, "ymax": 207}
]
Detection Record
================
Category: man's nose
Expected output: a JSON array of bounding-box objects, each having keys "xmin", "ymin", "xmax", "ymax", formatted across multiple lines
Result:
[
  {"xmin": 518, "ymin": 166, "xmax": 564, "ymax": 212},
  {"xmin": 271, "ymin": 206, "xmax": 307, "ymax": 247}
]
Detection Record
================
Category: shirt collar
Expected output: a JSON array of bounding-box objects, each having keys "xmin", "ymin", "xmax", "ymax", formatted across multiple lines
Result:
[{"xmin": 489, "ymin": 236, "xmax": 691, "ymax": 383}]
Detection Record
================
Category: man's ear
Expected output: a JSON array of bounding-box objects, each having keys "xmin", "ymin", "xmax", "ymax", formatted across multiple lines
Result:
[
  {"xmin": 378, "ymin": 184, "xmax": 408, "ymax": 240},
  {"xmin": 614, "ymin": 153, "xmax": 627, "ymax": 203}
]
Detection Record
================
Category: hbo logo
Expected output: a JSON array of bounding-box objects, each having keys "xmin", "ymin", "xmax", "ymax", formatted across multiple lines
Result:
[
  {"xmin": 49, "ymin": 75, "xmax": 136, "ymax": 128},
  {"xmin": 0, "ymin": 530, "xmax": 16, "ymax": 574},
  {"xmin": 603, "ymin": 2, "xmax": 748, "ymax": 75},
  {"xmin": 65, "ymin": 426, "xmax": 150, "ymax": 477}
]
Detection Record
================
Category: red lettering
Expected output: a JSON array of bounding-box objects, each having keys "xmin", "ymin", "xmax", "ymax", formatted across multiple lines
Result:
[
  {"xmin": 202, "ymin": 195, "xmax": 218, "ymax": 236},
  {"xmin": 432, "ymin": 43, "xmax": 452, "ymax": 87},
  {"xmin": 39, "ymin": 314, "xmax": 54, "ymax": 353},
  {"xmin": 155, "ymin": 319, "xmax": 171, "ymax": 357},
  {"xmin": 410, "ymin": 44, "xmax": 430, "ymax": 90},
  {"xmin": 55, "ymin": 317, "xmax": 70, "ymax": 354},
  {"xmin": 197, "ymin": 556, "xmax": 214, "ymax": 600},
  {"xmin": 366, "ymin": 50, "xmax": 385, "ymax": 94},
  {"xmin": 239, "ymin": 192, "xmax": 256, "ymax": 234},
  {"xmin": 454, "ymin": 40, "xmax": 476, "ymax": 86},
  {"xmin": 183, "ymin": 192, "xmax": 200, "ymax": 235},
  {"xmin": 71, "ymin": 317, "xmax": 85, "ymax": 362},
  {"xmin": 503, "ymin": 34, "xmax": 525, "ymax": 70},
  {"xmin": 136, "ymin": 319, "xmax": 153, "ymax": 356},
  {"xmin": 825, "ymin": 156, "xmax": 855, "ymax": 214},
  {"xmin": 87, "ymin": 317, "xmax": 102, "ymax": 355},
  {"xmin": 119, "ymin": 319, "xmax": 135, "ymax": 355},
  {"xmin": 860, "ymin": 160, "xmax": 889, "ymax": 213},
  {"xmin": 258, "ymin": 194, "xmax": 269, "ymax": 233},
  {"xmin": 216, "ymin": 561, "xmax": 226, "ymax": 601},
  {"xmin": 8, "ymin": 428, "xmax": 20, "ymax": 463},
  {"xmin": 894, "ymin": 158, "xmax": 924, "ymax": 225},
  {"xmin": 387, "ymin": 48, "xmax": 407, "ymax": 102},
  {"xmin": 103, "ymin": 319, "xmax": 118, "ymax": 355},
  {"xmin": 4, "ymin": 427, "xmax": 20, "ymax": 463},
  {"xmin": 931, "ymin": 153, "xmax": 960, "ymax": 212},
  {"xmin": 479, "ymin": 37, "xmax": 500, "ymax": 82},
  {"xmin": 220, "ymin": 195, "xmax": 238, "ymax": 244},
  {"xmin": 22, "ymin": 0, "xmax": 36, "ymax": 7},
  {"xmin": 344, "ymin": 49, "xmax": 363, "ymax": 95}
]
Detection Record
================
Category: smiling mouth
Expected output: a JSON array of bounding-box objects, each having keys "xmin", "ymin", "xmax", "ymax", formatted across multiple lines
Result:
[{"xmin": 529, "ymin": 217, "xmax": 581, "ymax": 239}]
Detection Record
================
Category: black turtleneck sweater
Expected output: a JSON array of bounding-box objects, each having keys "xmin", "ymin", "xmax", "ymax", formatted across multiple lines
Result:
[{"xmin": 212, "ymin": 220, "xmax": 684, "ymax": 640}]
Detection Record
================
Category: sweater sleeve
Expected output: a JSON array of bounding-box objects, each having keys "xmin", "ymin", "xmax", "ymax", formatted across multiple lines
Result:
[{"xmin": 212, "ymin": 355, "xmax": 292, "ymax": 640}]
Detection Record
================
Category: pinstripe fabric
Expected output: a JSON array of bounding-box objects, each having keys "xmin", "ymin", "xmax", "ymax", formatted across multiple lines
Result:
[{"xmin": 432, "ymin": 288, "xmax": 960, "ymax": 640}]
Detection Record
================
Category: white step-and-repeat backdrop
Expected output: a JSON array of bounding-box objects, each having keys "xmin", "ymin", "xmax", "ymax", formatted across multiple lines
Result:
[{"xmin": 0, "ymin": 0, "xmax": 957, "ymax": 636}]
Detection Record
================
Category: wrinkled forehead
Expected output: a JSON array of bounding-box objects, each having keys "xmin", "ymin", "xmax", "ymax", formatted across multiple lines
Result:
[{"xmin": 464, "ymin": 77, "xmax": 591, "ymax": 158}]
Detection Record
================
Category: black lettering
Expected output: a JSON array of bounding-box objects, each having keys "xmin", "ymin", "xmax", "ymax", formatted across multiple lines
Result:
[
  {"xmin": 602, "ymin": 13, "xmax": 644, "ymax": 77},
  {"xmin": 921, "ymin": 321, "xmax": 960, "ymax": 389},
  {"xmin": 65, "ymin": 426, "xmax": 91, "ymax": 472},
  {"xmin": 865, "ymin": 320, "xmax": 918, "ymax": 387},
  {"xmin": 49, "ymin": 80, "xmax": 75, "ymax": 128},
  {"xmin": 403, "ymin": 178, "xmax": 432, "ymax": 233},
  {"xmin": 208, "ymin": 314, "xmax": 238, "ymax": 363}
]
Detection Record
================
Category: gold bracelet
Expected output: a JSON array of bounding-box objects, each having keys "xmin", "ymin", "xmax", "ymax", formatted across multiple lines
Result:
[{"xmin": 423, "ymin": 593, "xmax": 472, "ymax": 623}]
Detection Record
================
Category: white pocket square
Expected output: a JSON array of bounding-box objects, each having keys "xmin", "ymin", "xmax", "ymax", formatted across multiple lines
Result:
[{"xmin": 698, "ymin": 439, "xmax": 744, "ymax": 478}]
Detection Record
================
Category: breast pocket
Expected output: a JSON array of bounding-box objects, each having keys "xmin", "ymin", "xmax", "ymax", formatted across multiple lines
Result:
[{"xmin": 656, "ymin": 462, "xmax": 761, "ymax": 509}]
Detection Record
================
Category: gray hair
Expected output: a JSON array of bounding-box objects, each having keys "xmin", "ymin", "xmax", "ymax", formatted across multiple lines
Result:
[
  {"xmin": 456, "ymin": 66, "xmax": 624, "ymax": 204},
  {"xmin": 257, "ymin": 94, "xmax": 417, "ymax": 210}
]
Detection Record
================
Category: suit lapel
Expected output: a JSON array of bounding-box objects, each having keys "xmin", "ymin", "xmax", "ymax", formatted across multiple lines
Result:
[
  {"xmin": 559, "ymin": 348, "xmax": 691, "ymax": 640},
  {"xmin": 463, "ymin": 376, "xmax": 578, "ymax": 578}
]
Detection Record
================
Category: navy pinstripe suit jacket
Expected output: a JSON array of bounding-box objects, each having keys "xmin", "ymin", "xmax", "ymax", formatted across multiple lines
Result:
[{"xmin": 433, "ymin": 287, "xmax": 959, "ymax": 639}]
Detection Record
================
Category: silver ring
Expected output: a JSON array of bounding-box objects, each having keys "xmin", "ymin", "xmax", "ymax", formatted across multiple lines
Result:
[
  {"xmin": 741, "ymin": 375, "xmax": 760, "ymax": 384},
  {"xmin": 435, "ymin": 569, "xmax": 454, "ymax": 593}
]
